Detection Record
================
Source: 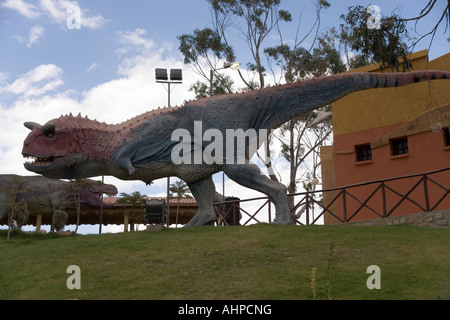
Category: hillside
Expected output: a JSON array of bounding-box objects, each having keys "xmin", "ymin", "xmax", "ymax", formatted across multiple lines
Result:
[{"xmin": 0, "ymin": 224, "xmax": 449, "ymax": 300}]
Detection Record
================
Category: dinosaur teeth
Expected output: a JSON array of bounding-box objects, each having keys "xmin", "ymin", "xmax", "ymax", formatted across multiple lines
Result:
[{"xmin": 24, "ymin": 155, "xmax": 54, "ymax": 166}]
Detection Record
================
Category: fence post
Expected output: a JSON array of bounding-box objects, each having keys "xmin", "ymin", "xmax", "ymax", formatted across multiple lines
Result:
[
  {"xmin": 305, "ymin": 193, "xmax": 310, "ymax": 226},
  {"xmin": 342, "ymin": 188, "xmax": 348, "ymax": 222},
  {"xmin": 423, "ymin": 175, "xmax": 430, "ymax": 212},
  {"xmin": 381, "ymin": 182, "xmax": 387, "ymax": 217}
]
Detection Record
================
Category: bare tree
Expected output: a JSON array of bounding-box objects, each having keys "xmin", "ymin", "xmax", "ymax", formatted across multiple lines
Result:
[
  {"xmin": 402, "ymin": 0, "xmax": 449, "ymax": 50},
  {"xmin": 179, "ymin": 0, "xmax": 336, "ymax": 206},
  {"xmin": 65, "ymin": 179, "xmax": 98, "ymax": 234}
]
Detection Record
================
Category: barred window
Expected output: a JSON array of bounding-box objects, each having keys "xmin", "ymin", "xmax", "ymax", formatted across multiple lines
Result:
[
  {"xmin": 391, "ymin": 137, "xmax": 409, "ymax": 156},
  {"xmin": 444, "ymin": 127, "xmax": 450, "ymax": 147},
  {"xmin": 355, "ymin": 144, "xmax": 372, "ymax": 162}
]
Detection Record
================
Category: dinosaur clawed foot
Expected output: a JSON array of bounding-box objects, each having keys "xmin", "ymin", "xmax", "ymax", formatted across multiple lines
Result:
[
  {"xmin": 184, "ymin": 212, "xmax": 216, "ymax": 227},
  {"xmin": 271, "ymin": 213, "xmax": 294, "ymax": 225}
]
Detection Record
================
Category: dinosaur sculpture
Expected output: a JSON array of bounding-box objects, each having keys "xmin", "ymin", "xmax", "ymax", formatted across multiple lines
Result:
[
  {"xmin": 0, "ymin": 175, "xmax": 118, "ymax": 222},
  {"xmin": 21, "ymin": 71, "xmax": 449, "ymax": 226}
]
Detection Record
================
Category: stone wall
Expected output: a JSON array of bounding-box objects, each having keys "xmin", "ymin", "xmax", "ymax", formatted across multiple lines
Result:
[{"xmin": 344, "ymin": 210, "xmax": 450, "ymax": 228}]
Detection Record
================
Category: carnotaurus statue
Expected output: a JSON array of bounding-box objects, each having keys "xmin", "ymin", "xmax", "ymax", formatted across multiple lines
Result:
[{"xmin": 21, "ymin": 71, "xmax": 449, "ymax": 226}]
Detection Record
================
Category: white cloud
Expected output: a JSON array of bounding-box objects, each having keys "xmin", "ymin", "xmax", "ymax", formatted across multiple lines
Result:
[
  {"xmin": 0, "ymin": 32, "xmax": 193, "ymax": 181},
  {"xmin": 12, "ymin": 34, "xmax": 25, "ymax": 44},
  {"xmin": 0, "ymin": 92, "xmax": 81, "ymax": 176},
  {"xmin": 39, "ymin": 0, "xmax": 108, "ymax": 29},
  {"xmin": 116, "ymin": 28, "xmax": 156, "ymax": 57},
  {"xmin": 0, "ymin": 31, "xmax": 293, "ymax": 207},
  {"xmin": 1, "ymin": 64, "xmax": 64, "ymax": 97},
  {"xmin": 12, "ymin": 25, "xmax": 45, "ymax": 48},
  {"xmin": 0, "ymin": 72, "xmax": 8, "ymax": 86},
  {"xmin": 0, "ymin": 0, "xmax": 40, "ymax": 19},
  {"xmin": 26, "ymin": 25, "xmax": 44, "ymax": 48},
  {"xmin": 39, "ymin": 0, "xmax": 66, "ymax": 23},
  {"xmin": 80, "ymin": 11, "xmax": 108, "ymax": 30},
  {"xmin": 118, "ymin": 28, "xmax": 149, "ymax": 47},
  {"xmin": 86, "ymin": 62, "xmax": 102, "ymax": 73},
  {"xmin": 1, "ymin": 0, "xmax": 108, "ymax": 29}
]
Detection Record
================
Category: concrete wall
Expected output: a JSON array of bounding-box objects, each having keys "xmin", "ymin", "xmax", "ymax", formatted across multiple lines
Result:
[{"xmin": 344, "ymin": 209, "xmax": 450, "ymax": 228}]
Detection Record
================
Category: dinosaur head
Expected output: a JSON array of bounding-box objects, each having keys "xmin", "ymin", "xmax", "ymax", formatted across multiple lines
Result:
[
  {"xmin": 80, "ymin": 180, "xmax": 118, "ymax": 208},
  {"xmin": 22, "ymin": 120, "xmax": 79, "ymax": 178},
  {"xmin": 22, "ymin": 116, "xmax": 111, "ymax": 179}
]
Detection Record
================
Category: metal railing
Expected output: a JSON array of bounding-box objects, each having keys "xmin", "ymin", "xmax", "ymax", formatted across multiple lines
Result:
[{"xmin": 213, "ymin": 167, "xmax": 450, "ymax": 226}]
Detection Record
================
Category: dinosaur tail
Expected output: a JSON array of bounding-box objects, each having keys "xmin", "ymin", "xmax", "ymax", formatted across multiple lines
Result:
[{"xmin": 259, "ymin": 70, "xmax": 449, "ymax": 130}]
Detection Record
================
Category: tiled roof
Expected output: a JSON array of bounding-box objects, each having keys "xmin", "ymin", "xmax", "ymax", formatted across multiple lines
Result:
[{"xmin": 103, "ymin": 196, "xmax": 197, "ymax": 206}]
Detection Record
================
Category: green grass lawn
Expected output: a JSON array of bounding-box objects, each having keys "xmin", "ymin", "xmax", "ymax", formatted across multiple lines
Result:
[{"xmin": 0, "ymin": 224, "xmax": 449, "ymax": 300}]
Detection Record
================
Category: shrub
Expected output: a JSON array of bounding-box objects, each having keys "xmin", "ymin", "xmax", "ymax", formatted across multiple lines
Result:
[{"xmin": 52, "ymin": 210, "xmax": 68, "ymax": 232}]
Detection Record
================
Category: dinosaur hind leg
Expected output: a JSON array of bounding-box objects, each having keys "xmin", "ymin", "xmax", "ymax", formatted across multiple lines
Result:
[
  {"xmin": 223, "ymin": 164, "xmax": 292, "ymax": 225},
  {"xmin": 184, "ymin": 176, "xmax": 217, "ymax": 227}
]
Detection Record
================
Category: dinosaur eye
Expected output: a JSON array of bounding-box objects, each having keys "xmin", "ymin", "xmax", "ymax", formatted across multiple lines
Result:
[{"xmin": 40, "ymin": 122, "xmax": 56, "ymax": 139}]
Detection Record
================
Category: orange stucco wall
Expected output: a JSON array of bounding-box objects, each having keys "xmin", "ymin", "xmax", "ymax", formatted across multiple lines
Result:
[
  {"xmin": 334, "ymin": 123, "xmax": 450, "ymax": 183},
  {"xmin": 332, "ymin": 123, "xmax": 450, "ymax": 222}
]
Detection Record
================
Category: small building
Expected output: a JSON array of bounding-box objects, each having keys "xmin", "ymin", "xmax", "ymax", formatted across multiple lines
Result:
[
  {"xmin": 1, "ymin": 196, "xmax": 198, "ymax": 231},
  {"xmin": 320, "ymin": 50, "xmax": 450, "ymax": 224}
]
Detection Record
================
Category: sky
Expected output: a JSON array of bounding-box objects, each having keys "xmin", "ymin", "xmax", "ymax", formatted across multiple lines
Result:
[{"xmin": 0, "ymin": 0, "xmax": 448, "ymax": 233}]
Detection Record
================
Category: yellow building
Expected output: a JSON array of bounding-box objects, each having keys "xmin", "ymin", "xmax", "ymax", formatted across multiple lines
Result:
[{"xmin": 321, "ymin": 50, "xmax": 450, "ymax": 224}]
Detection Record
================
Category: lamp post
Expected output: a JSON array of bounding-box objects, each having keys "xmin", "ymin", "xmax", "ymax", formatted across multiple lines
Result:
[
  {"xmin": 99, "ymin": 175, "xmax": 104, "ymax": 234},
  {"xmin": 209, "ymin": 62, "xmax": 240, "ymax": 201},
  {"xmin": 209, "ymin": 62, "xmax": 241, "ymax": 96},
  {"xmin": 155, "ymin": 68, "xmax": 183, "ymax": 227}
]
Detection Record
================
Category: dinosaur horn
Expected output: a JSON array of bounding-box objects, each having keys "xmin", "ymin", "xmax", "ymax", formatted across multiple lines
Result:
[
  {"xmin": 24, "ymin": 122, "xmax": 42, "ymax": 130},
  {"xmin": 40, "ymin": 122, "xmax": 56, "ymax": 135}
]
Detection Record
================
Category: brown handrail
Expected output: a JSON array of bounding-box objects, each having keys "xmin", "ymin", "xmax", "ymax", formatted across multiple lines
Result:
[{"xmin": 213, "ymin": 167, "xmax": 450, "ymax": 226}]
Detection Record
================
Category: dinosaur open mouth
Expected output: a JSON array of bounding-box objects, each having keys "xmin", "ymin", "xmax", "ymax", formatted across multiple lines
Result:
[
  {"xmin": 23, "ymin": 153, "xmax": 78, "ymax": 178},
  {"xmin": 23, "ymin": 154, "xmax": 63, "ymax": 166}
]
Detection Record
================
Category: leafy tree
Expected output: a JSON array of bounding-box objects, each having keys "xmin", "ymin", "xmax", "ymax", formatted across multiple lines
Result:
[
  {"xmin": 178, "ymin": 27, "xmax": 235, "ymax": 96},
  {"xmin": 116, "ymin": 191, "xmax": 146, "ymax": 208},
  {"xmin": 209, "ymin": 0, "xmax": 293, "ymax": 88},
  {"xmin": 264, "ymin": 0, "xmax": 334, "ymax": 82},
  {"xmin": 0, "ymin": 176, "xmax": 32, "ymax": 241},
  {"xmin": 116, "ymin": 191, "xmax": 147, "ymax": 229},
  {"xmin": 38, "ymin": 184, "xmax": 72, "ymax": 217},
  {"xmin": 12, "ymin": 199, "xmax": 28, "ymax": 230},
  {"xmin": 339, "ymin": 2, "xmax": 449, "ymax": 72},
  {"xmin": 66, "ymin": 179, "xmax": 99, "ymax": 234},
  {"xmin": 179, "ymin": 0, "xmax": 336, "ymax": 215},
  {"xmin": 189, "ymin": 74, "xmax": 235, "ymax": 99},
  {"xmin": 178, "ymin": 0, "xmax": 295, "ymax": 95},
  {"xmin": 169, "ymin": 179, "xmax": 192, "ymax": 226},
  {"xmin": 262, "ymin": 1, "xmax": 339, "ymax": 211},
  {"xmin": 339, "ymin": 5, "xmax": 412, "ymax": 72}
]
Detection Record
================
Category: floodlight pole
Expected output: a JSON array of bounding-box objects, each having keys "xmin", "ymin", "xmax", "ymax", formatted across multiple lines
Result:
[
  {"xmin": 99, "ymin": 175, "xmax": 104, "ymax": 234},
  {"xmin": 166, "ymin": 81, "xmax": 170, "ymax": 229},
  {"xmin": 155, "ymin": 69, "xmax": 183, "ymax": 227}
]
